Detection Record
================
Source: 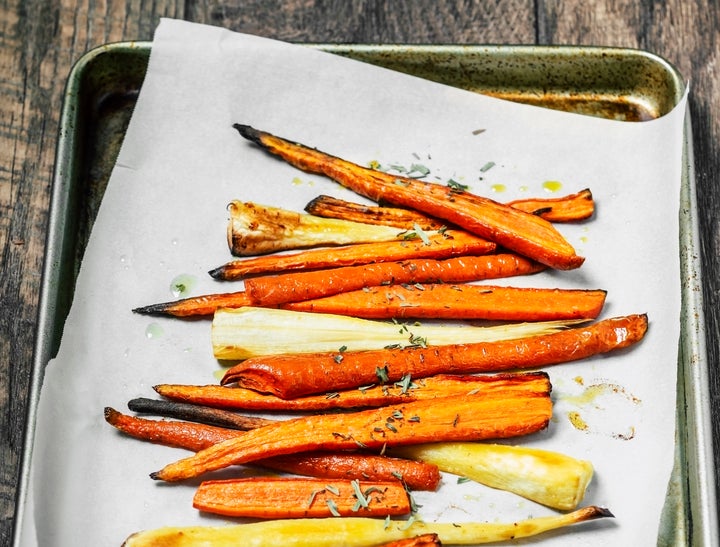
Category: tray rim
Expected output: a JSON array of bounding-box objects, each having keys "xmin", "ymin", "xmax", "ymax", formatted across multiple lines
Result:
[{"xmin": 12, "ymin": 40, "xmax": 716, "ymax": 546}]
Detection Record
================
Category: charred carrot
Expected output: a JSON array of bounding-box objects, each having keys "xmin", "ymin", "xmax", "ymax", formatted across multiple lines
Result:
[
  {"xmin": 305, "ymin": 194, "xmax": 445, "ymax": 230},
  {"xmin": 286, "ymin": 284, "xmax": 607, "ymax": 321},
  {"xmin": 122, "ymin": 506, "xmax": 613, "ymax": 546},
  {"xmin": 307, "ymin": 190, "xmax": 594, "ymax": 226},
  {"xmin": 221, "ymin": 314, "xmax": 647, "ymax": 398},
  {"xmin": 508, "ymin": 188, "xmax": 594, "ymax": 222},
  {"xmin": 209, "ymin": 230, "xmax": 496, "ymax": 280},
  {"xmin": 234, "ymin": 124, "xmax": 584, "ymax": 270},
  {"xmin": 127, "ymin": 397, "xmax": 274, "ymax": 429},
  {"xmin": 226, "ymin": 201, "xmax": 419, "ymax": 256},
  {"xmin": 150, "ymin": 390, "xmax": 552, "ymax": 481},
  {"xmin": 155, "ymin": 372, "xmax": 551, "ymax": 412},
  {"xmin": 135, "ymin": 253, "xmax": 544, "ymax": 316},
  {"xmin": 105, "ymin": 409, "xmax": 440, "ymax": 490},
  {"xmin": 193, "ymin": 477, "xmax": 411, "ymax": 518}
]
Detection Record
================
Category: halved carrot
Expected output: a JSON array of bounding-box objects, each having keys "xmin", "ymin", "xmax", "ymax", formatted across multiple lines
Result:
[
  {"xmin": 306, "ymin": 190, "xmax": 594, "ymax": 226},
  {"xmin": 209, "ymin": 230, "xmax": 496, "ymax": 280},
  {"xmin": 285, "ymin": 284, "xmax": 607, "ymax": 321},
  {"xmin": 377, "ymin": 534, "xmax": 441, "ymax": 547},
  {"xmin": 150, "ymin": 390, "xmax": 552, "ymax": 482},
  {"xmin": 135, "ymin": 253, "xmax": 543, "ymax": 316},
  {"xmin": 221, "ymin": 314, "xmax": 647, "ymax": 399},
  {"xmin": 305, "ymin": 194, "xmax": 445, "ymax": 230},
  {"xmin": 104, "ymin": 409, "xmax": 441, "ymax": 490},
  {"xmin": 234, "ymin": 124, "xmax": 584, "ymax": 270},
  {"xmin": 508, "ymin": 188, "xmax": 594, "ymax": 222},
  {"xmin": 193, "ymin": 477, "xmax": 411, "ymax": 518},
  {"xmin": 155, "ymin": 372, "xmax": 551, "ymax": 412},
  {"xmin": 246, "ymin": 253, "xmax": 545, "ymax": 306}
]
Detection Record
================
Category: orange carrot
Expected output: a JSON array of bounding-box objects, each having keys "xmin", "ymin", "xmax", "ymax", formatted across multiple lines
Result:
[
  {"xmin": 150, "ymin": 390, "xmax": 552, "ymax": 482},
  {"xmin": 285, "ymin": 284, "xmax": 607, "ymax": 321},
  {"xmin": 508, "ymin": 188, "xmax": 594, "ymax": 222},
  {"xmin": 306, "ymin": 190, "xmax": 594, "ymax": 226},
  {"xmin": 304, "ymin": 194, "xmax": 445, "ymax": 230},
  {"xmin": 155, "ymin": 372, "xmax": 551, "ymax": 412},
  {"xmin": 234, "ymin": 124, "xmax": 584, "ymax": 270},
  {"xmin": 245, "ymin": 253, "xmax": 544, "ymax": 306},
  {"xmin": 209, "ymin": 230, "xmax": 496, "ymax": 280},
  {"xmin": 104, "ymin": 409, "xmax": 440, "ymax": 490},
  {"xmin": 221, "ymin": 314, "xmax": 647, "ymax": 399},
  {"xmin": 193, "ymin": 477, "xmax": 411, "ymax": 518},
  {"xmin": 135, "ymin": 253, "xmax": 543, "ymax": 316}
]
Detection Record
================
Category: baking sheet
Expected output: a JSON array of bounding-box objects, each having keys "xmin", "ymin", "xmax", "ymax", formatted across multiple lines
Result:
[{"xmin": 12, "ymin": 19, "xmax": 716, "ymax": 547}]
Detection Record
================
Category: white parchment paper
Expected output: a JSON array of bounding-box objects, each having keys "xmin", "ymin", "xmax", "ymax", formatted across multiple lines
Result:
[{"xmin": 21, "ymin": 18, "xmax": 687, "ymax": 546}]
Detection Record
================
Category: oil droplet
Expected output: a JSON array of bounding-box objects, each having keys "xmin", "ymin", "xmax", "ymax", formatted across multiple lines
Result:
[
  {"xmin": 518, "ymin": 185, "xmax": 529, "ymax": 193},
  {"xmin": 170, "ymin": 274, "xmax": 197, "ymax": 298},
  {"xmin": 580, "ymin": 236, "xmax": 589, "ymax": 244},
  {"xmin": 542, "ymin": 180, "xmax": 563, "ymax": 193},
  {"xmin": 291, "ymin": 177, "xmax": 303, "ymax": 186},
  {"xmin": 145, "ymin": 323, "xmax": 164, "ymax": 339},
  {"xmin": 568, "ymin": 411, "xmax": 589, "ymax": 431},
  {"xmin": 490, "ymin": 184, "xmax": 506, "ymax": 193}
]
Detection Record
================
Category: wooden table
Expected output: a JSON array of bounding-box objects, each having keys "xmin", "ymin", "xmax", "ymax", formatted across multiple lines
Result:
[{"xmin": 1, "ymin": 1, "xmax": 718, "ymax": 543}]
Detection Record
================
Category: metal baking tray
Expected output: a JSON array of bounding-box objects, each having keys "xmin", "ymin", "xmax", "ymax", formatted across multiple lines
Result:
[{"xmin": 14, "ymin": 41, "xmax": 716, "ymax": 545}]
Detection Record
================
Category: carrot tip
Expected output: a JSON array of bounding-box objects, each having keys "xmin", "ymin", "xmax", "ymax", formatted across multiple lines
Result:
[
  {"xmin": 132, "ymin": 303, "xmax": 171, "ymax": 315},
  {"xmin": 233, "ymin": 123, "xmax": 262, "ymax": 145},
  {"xmin": 208, "ymin": 266, "xmax": 229, "ymax": 280}
]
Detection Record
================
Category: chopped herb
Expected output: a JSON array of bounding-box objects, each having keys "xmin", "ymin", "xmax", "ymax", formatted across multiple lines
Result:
[
  {"xmin": 472, "ymin": 128, "xmax": 486, "ymax": 135},
  {"xmin": 407, "ymin": 163, "xmax": 430, "ymax": 178},
  {"xmin": 396, "ymin": 373, "xmax": 414, "ymax": 394},
  {"xmin": 307, "ymin": 488, "xmax": 324, "ymax": 507},
  {"xmin": 393, "ymin": 178, "xmax": 410, "ymax": 187},
  {"xmin": 326, "ymin": 499, "xmax": 341, "ymax": 517},
  {"xmin": 480, "ymin": 161, "xmax": 496, "ymax": 172},
  {"xmin": 384, "ymin": 343, "xmax": 402, "ymax": 350},
  {"xmin": 400, "ymin": 514, "xmax": 417, "ymax": 530},
  {"xmin": 373, "ymin": 426, "xmax": 385, "ymax": 433},
  {"xmin": 408, "ymin": 333, "xmax": 428, "ymax": 348},
  {"xmin": 408, "ymin": 415, "xmax": 421, "ymax": 422},
  {"xmin": 333, "ymin": 353, "xmax": 344, "ymax": 364},
  {"xmin": 358, "ymin": 384, "xmax": 376, "ymax": 392},
  {"xmin": 375, "ymin": 366, "xmax": 390, "ymax": 383},
  {"xmin": 457, "ymin": 476, "xmax": 471, "ymax": 484},
  {"xmin": 325, "ymin": 392, "xmax": 340, "ymax": 399},
  {"xmin": 412, "ymin": 223, "xmax": 431, "ymax": 245},
  {"xmin": 354, "ymin": 439, "xmax": 368, "ymax": 449},
  {"xmin": 325, "ymin": 484, "xmax": 341, "ymax": 496},
  {"xmin": 338, "ymin": 345, "xmax": 347, "ymax": 352},
  {"xmin": 368, "ymin": 160, "xmax": 381, "ymax": 170},
  {"xmin": 351, "ymin": 480, "xmax": 369, "ymax": 508},
  {"xmin": 380, "ymin": 442, "xmax": 387, "ymax": 455},
  {"xmin": 384, "ymin": 515, "xmax": 391, "ymax": 529},
  {"xmin": 453, "ymin": 414, "xmax": 460, "ymax": 427},
  {"xmin": 385, "ymin": 422, "xmax": 398, "ymax": 433},
  {"xmin": 391, "ymin": 471, "xmax": 404, "ymax": 481},
  {"xmin": 414, "ymin": 283, "xmax": 425, "ymax": 290},
  {"xmin": 447, "ymin": 179, "xmax": 469, "ymax": 192},
  {"xmin": 392, "ymin": 409, "xmax": 404, "ymax": 420}
]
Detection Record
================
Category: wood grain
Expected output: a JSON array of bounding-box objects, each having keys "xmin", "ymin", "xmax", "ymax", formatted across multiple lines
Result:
[{"xmin": 1, "ymin": 1, "xmax": 718, "ymax": 544}]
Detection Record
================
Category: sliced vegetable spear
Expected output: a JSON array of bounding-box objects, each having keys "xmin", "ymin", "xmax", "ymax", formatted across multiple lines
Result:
[
  {"xmin": 234, "ymin": 124, "xmax": 584, "ymax": 270},
  {"xmin": 209, "ymin": 230, "xmax": 496, "ymax": 280},
  {"xmin": 220, "ymin": 313, "xmax": 648, "ymax": 398},
  {"xmin": 135, "ymin": 253, "xmax": 544, "ymax": 316},
  {"xmin": 150, "ymin": 390, "xmax": 552, "ymax": 482},
  {"xmin": 122, "ymin": 506, "xmax": 613, "ymax": 546},
  {"xmin": 285, "ymin": 284, "xmax": 607, "ymax": 321},
  {"xmin": 211, "ymin": 306, "xmax": 581, "ymax": 361}
]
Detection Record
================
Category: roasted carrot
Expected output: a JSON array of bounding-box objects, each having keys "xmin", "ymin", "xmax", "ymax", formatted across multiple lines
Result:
[
  {"xmin": 306, "ymin": 190, "xmax": 594, "ymax": 227},
  {"xmin": 221, "ymin": 314, "xmax": 647, "ymax": 398},
  {"xmin": 121, "ymin": 506, "xmax": 614, "ymax": 546},
  {"xmin": 150, "ymin": 390, "xmax": 552, "ymax": 482},
  {"xmin": 234, "ymin": 124, "xmax": 584, "ymax": 270},
  {"xmin": 286, "ymin": 284, "xmax": 607, "ymax": 321},
  {"xmin": 209, "ymin": 230, "xmax": 496, "ymax": 280},
  {"xmin": 155, "ymin": 372, "xmax": 551, "ymax": 412},
  {"xmin": 106, "ymin": 408, "xmax": 441, "ymax": 490},
  {"xmin": 105, "ymin": 407, "xmax": 237, "ymax": 451},
  {"xmin": 135, "ymin": 253, "xmax": 544, "ymax": 316},
  {"xmin": 226, "ymin": 201, "xmax": 418, "ymax": 256},
  {"xmin": 305, "ymin": 194, "xmax": 446, "ymax": 230},
  {"xmin": 508, "ymin": 188, "xmax": 594, "ymax": 222},
  {"xmin": 126, "ymin": 397, "xmax": 274, "ymax": 429},
  {"xmin": 193, "ymin": 477, "xmax": 412, "ymax": 518},
  {"xmin": 245, "ymin": 253, "xmax": 545, "ymax": 306}
]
